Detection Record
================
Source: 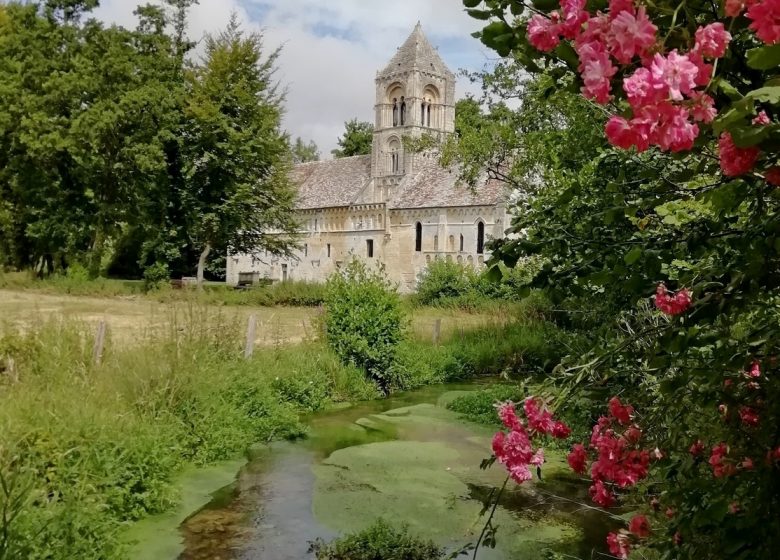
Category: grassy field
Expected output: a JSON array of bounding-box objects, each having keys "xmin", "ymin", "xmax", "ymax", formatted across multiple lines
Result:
[{"xmin": 0, "ymin": 289, "xmax": 506, "ymax": 346}]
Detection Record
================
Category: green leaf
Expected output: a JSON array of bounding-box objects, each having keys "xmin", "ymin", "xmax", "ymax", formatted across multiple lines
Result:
[
  {"xmin": 463, "ymin": 0, "xmax": 482, "ymax": 7},
  {"xmin": 715, "ymin": 78, "xmax": 743, "ymax": 101},
  {"xmin": 532, "ymin": 0, "xmax": 560, "ymax": 9},
  {"xmin": 466, "ymin": 8, "xmax": 493, "ymax": 20},
  {"xmin": 624, "ymin": 247, "xmax": 642, "ymax": 265},
  {"xmin": 730, "ymin": 123, "xmax": 773, "ymax": 147},
  {"xmin": 747, "ymin": 44, "xmax": 780, "ymax": 70},
  {"xmin": 745, "ymin": 86, "xmax": 780, "ymax": 105},
  {"xmin": 554, "ymin": 42, "xmax": 579, "ymax": 69}
]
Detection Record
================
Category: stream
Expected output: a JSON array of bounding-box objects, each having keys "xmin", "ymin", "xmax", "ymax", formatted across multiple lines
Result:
[{"xmin": 126, "ymin": 382, "xmax": 614, "ymax": 559}]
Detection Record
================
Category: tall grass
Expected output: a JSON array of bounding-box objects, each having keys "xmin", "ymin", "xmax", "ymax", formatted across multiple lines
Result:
[{"xmin": 0, "ymin": 309, "xmax": 375, "ymax": 560}]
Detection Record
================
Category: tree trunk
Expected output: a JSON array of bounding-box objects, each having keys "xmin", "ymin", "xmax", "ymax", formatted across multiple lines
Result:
[
  {"xmin": 88, "ymin": 227, "xmax": 105, "ymax": 279},
  {"xmin": 196, "ymin": 242, "xmax": 211, "ymax": 291}
]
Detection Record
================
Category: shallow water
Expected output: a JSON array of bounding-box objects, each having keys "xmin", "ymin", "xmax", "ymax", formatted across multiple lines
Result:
[{"xmin": 128, "ymin": 382, "xmax": 615, "ymax": 559}]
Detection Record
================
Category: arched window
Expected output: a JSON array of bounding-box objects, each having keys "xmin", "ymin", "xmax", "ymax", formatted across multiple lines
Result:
[
  {"xmin": 415, "ymin": 222, "xmax": 422, "ymax": 252},
  {"xmin": 400, "ymin": 96, "xmax": 406, "ymax": 125},
  {"xmin": 477, "ymin": 222, "xmax": 485, "ymax": 254},
  {"xmin": 448, "ymin": 235, "xmax": 455, "ymax": 251},
  {"xmin": 392, "ymin": 98, "xmax": 398, "ymax": 127},
  {"xmin": 427, "ymin": 104, "xmax": 432, "ymax": 127},
  {"xmin": 421, "ymin": 102, "xmax": 426, "ymax": 126},
  {"xmin": 459, "ymin": 234, "xmax": 464, "ymax": 252}
]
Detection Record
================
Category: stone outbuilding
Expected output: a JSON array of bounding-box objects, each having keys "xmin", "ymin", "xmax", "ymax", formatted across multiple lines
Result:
[{"xmin": 227, "ymin": 23, "xmax": 508, "ymax": 292}]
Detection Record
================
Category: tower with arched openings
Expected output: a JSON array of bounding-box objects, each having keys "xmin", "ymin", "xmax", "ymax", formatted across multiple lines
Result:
[{"xmin": 372, "ymin": 22, "xmax": 456, "ymax": 181}]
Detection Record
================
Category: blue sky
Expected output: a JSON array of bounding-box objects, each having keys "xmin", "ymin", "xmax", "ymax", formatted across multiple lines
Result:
[{"xmin": 94, "ymin": 0, "xmax": 495, "ymax": 156}]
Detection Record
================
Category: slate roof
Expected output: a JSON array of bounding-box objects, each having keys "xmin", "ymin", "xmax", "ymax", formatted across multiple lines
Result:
[
  {"xmin": 388, "ymin": 154, "xmax": 506, "ymax": 209},
  {"xmin": 291, "ymin": 155, "xmax": 372, "ymax": 210},
  {"xmin": 381, "ymin": 22, "xmax": 453, "ymax": 77},
  {"xmin": 290, "ymin": 153, "xmax": 506, "ymax": 211}
]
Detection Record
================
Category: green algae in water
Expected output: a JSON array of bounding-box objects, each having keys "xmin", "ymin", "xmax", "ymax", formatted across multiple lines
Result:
[
  {"xmin": 123, "ymin": 458, "xmax": 246, "ymax": 560},
  {"xmin": 311, "ymin": 404, "xmax": 583, "ymax": 558}
]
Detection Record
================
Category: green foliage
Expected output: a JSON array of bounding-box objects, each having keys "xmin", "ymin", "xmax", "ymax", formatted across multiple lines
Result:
[
  {"xmin": 415, "ymin": 258, "xmax": 544, "ymax": 309},
  {"xmin": 291, "ymin": 136, "xmax": 320, "ymax": 163},
  {"xmin": 142, "ymin": 262, "xmax": 170, "ymax": 292},
  {"xmin": 446, "ymin": 385, "xmax": 523, "ymax": 425},
  {"xmin": 324, "ymin": 260, "xmax": 406, "ymax": 392},
  {"xmin": 331, "ymin": 119, "xmax": 374, "ymax": 158},
  {"xmin": 309, "ymin": 519, "xmax": 445, "ymax": 560}
]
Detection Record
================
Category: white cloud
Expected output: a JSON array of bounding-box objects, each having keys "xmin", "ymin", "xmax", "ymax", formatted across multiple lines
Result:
[{"xmin": 92, "ymin": 0, "xmax": 495, "ymax": 156}]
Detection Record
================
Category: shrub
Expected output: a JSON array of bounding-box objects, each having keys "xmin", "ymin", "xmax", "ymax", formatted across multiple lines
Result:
[
  {"xmin": 415, "ymin": 259, "xmax": 475, "ymax": 305},
  {"xmin": 142, "ymin": 262, "xmax": 170, "ymax": 292},
  {"xmin": 324, "ymin": 260, "xmax": 405, "ymax": 392},
  {"xmin": 446, "ymin": 385, "xmax": 524, "ymax": 425},
  {"xmin": 309, "ymin": 519, "xmax": 445, "ymax": 560}
]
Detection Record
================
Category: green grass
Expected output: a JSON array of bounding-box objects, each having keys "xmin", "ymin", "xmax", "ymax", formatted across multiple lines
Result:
[{"xmin": 0, "ymin": 296, "xmax": 569, "ymax": 560}]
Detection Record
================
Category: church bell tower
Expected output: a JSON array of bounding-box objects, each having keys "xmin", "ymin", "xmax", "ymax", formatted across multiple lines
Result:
[{"xmin": 371, "ymin": 22, "xmax": 456, "ymax": 181}]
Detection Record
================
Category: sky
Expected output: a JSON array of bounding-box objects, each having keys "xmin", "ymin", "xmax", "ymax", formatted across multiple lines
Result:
[{"xmin": 91, "ymin": 0, "xmax": 496, "ymax": 158}]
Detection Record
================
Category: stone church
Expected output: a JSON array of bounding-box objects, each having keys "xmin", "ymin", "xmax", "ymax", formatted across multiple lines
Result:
[{"xmin": 226, "ymin": 23, "xmax": 508, "ymax": 292}]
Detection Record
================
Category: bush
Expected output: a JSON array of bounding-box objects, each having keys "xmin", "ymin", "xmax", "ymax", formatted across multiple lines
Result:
[
  {"xmin": 415, "ymin": 259, "xmax": 475, "ymax": 305},
  {"xmin": 142, "ymin": 262, "xmax": 170, "ymax": 292},
  {"xmin": 324, "ymin": 260, "xmax": 405, "ymax": 392},
  {"xmin": 309, "ymin": 519, "xmax": 445, "ymax": 560},
  {"xmin": 446, "ymin": 385, "xmax": 524, "ymax": 425}
]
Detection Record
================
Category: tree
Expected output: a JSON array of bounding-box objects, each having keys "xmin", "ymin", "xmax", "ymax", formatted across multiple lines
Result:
[
  {"xmin": 331, "ymin": 119, "xmax": 373, "ymax": 158},
  {"xmin": 182, "ymin": 16, "xmax": 298, "ymax": 288},
  {"xmin": 291, "ymin": 136, "xmax": 320, "ymax": 163}
]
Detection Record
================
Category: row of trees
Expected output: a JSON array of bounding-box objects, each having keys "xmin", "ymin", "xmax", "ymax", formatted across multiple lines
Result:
[
  {"xmin": 0, "ymin": 0, "xmax": 301, "ymax": 283},
  {"xmin": 456, "ymin": 0, "xmax": 780, "ymax": 558}
]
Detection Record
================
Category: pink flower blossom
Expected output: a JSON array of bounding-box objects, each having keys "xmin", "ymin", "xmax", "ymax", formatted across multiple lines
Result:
[
  {"xmin": 608, "ymin": 396, "xmax": 634, "ymax": 425},
  {"xmin": 739, "ymin": 406, "xmax": 760, "ymax": 426},
  {"xmin": 650, "ymin": 51, "xmax": 699, "ymax": 100},
  {"xmin": 655, "ymin": 283, "xmax": 692, "ymax": 315},
  {"xmin": 694, "ymin": 23, "xmax": 732, "ymax": 58},
  {"xmin": 497, "ymin": 401, "xmax": 522, "ymax": 431},
  {"xmin": 688, "ymin": 49, "xmax": 714, "ymax": 87},
  {"xmin": 673, "ymin": 531, "xmax": 682, "ymax": 545},
  {"xmin": 689, "ymin": 92, "xmax": 717, "ymax": 123},
  {"xmin": 710, "ymin": 442, "xmax": 736, "ymax": 477},
  {"xmin": 609, "ymin": 0, "xmax": 636, "ymax": 18},
  {"xmin": 577, "ymin": 13, "xmax": 610, "ymax": 47},
  {"xmin": 741, "ymin": 457, "xmax": 755, "ymax": 470},
  {"xmin": 748, "ymin": 361, "xmax": 762, "ymax": 378},
  {"xmin": 629, "ymin": 514, "xmax": 651, "ymax": 538},
  {"xmin": 753, "ymin": 110, "xmax": 771, "ymax": 125},
  {"xmin": 607, "ymin": 532, "xmax": 632, "ymax": 559},
  {"xmin": 605, "ymin": 116, "xmax": 640, "ymax": 150},
  {"xmin": 608, "ymin": 7, "xmax": 657, "ymax": 63},
  {"xmin": 729, "ymin": 502, "xmax": 741, "ymax": 514},
  {"xmin": 747, "ymin": 0, "xmax": 780, "ymax": 45},
  {"xmin": 530, "ymin": 448, "xmax": 545, "ymax": 467},
  {"xmin": 651, "ymin": 103, "xmax": 700, "ymax": 152},
  {"xmin": 623, "ymin": 67, "xmax": 664, "ymax": 109},
  {"xmin": 568, "ymin": 443, "xmax": 588, "ymax": 474},
  {"xmin": 552, "ymin": 421, "xmax": 572, "ymax": 439},
  {"xmin": 725, "ymin": 0, "xmax": 751, "ymax": 16},
  {"xmin": 508, "ymin": 463, "xmax": 533, "ymax": 483},
  {"xmin": 524, "ymin": 397, "xmax": 556, "ymax": 434},
  {"xmin": 590, "ymin": 479, "xmax": 615, "ymax": 507},
  {"xmin": 719, "ymin": 132, "xmax": 760, "ymax": 177},
  {"xmin": 766, "ymin": 167, "xmax": 780, "ymax": 185},
  {"xmin": 689, "ymin": 440, "xmax": 705, "ymax": 456},
  {"xmin": 577, "ymin": 41, "xmax": 617, "ymax": 103},
  {"xmin": 527, "ymin": 14, "xmax": 561, "ymax": 52},
  {"xmin": 666, "ymin": 507, "xmax": 675, "ymax": 518},
  {"xmin": 560, "ymin": 0, "xmax": 589, "ymax": 39}
]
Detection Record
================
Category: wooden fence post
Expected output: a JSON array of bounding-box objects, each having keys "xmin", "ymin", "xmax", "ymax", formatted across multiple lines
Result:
[
  {"xmin": 245, "ymin": 314, "xmax": 257, "ymax": 359},
  {"xmin": 4, "ymin": 357, "xmax": 17, "ymax": 384},
  {"xmin": 93, "ymin": 320, "xmax": 107, "ymax": 365},
  {"xmin": 433, "ymin": 319, "xmax": 442, "ymax": 346}
]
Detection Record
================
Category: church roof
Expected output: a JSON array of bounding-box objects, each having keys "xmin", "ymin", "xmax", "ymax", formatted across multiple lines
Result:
[
  {"xmin": 380, "ymin": 22, "xmax": 453, "ymax": 77},
  {"xmin": 388, "ymin": 154, "xmax": 506, "ymax": 209},
  {"xmin": 290, "ymin": 153, "xmax": 506, "ymax": 211},
  {"xmin": 291, "ymin": 155, "xmax": 372, "ymax": 210}
]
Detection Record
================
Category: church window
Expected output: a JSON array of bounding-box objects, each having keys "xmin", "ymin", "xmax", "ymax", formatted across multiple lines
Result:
[
  {"xmin": 421, "ymin": 102, "xmax": 426, "ymax": 126},
  {"xmin": 304, "ymin": 244, "xmax": 308, "ymax": 257},
  {"xmin": 459, "ymin": 234, "xmax": 464, "ymax": 252},
  {"xmin": 327, "ymin": 244, "xmax": 331, "ymax": 258},
  {"xmin": 477, "ymin": 222, "xmax": 485, "ymax": 254},
  {"xmin": 392, "ymin": 99, "xmax": 398, "ymax": 127},
  {"xmin": 315, "ymin": 219, "xmax": 318, "ymax": 232},
  {"xmin": 415, "ymin": 222, "xmax": 422, "ymax": 252},
  {"xmin": 427, "ymin": 104, "xmax": 432, "ymax": 127},
  {"xmin": 366, "ymin": 239, "xmax": 374, "ymax": 258},
  {"xmin": 400, "ymin": 97, "xmax": 406, "ymax": 125}
]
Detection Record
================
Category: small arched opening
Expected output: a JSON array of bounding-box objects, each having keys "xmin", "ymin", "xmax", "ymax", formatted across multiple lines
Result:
[{"xmin": 415, "ymin": 222, "xmax": 422, "ymax": 252}]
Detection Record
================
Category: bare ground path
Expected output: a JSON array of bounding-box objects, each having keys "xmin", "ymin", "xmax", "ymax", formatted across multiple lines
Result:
[{"xmin": 0, "ymin": 289, "xmax": 501, "ymax": 346}]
